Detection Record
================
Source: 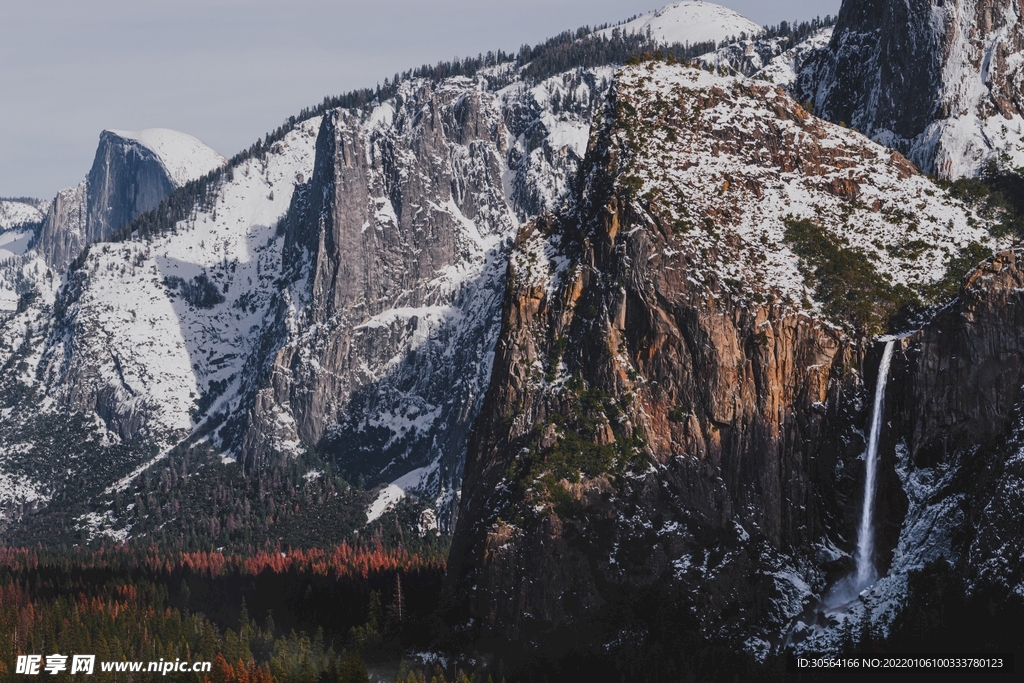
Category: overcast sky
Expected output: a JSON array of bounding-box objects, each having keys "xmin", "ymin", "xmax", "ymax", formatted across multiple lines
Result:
[{"xmin": 0, "ymin": 1, "xmax": 841, "ymax": 199}]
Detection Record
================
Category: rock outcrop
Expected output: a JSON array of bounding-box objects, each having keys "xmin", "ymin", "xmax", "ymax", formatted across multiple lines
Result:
[
  {"xmin": 445, "ymin": 61, "xmax": 1000, "ymax": 652},
  {"xmin": 237, "ymin": 82, "xmax": 517, "ymax": 512},
  {"xmin": 37, "ymin": 130, "xmax": 223, "ymax": 270},
  {"xmin": 231, "ymin": 71, "xmax": 607, "ymax": 524},
  {"xmin": 0, "ymin": 63, "xmax": 610, "ymax": 531},
  {"xmin": 796, "ymin": 0, "xmax": 1024, "ymax": 178},
  {"xmin": 792, "ymin": 248, "xmax": 1024, "ymax": 652},
  {"xmin": 897, "ymin": 248, "xmax": 1024, "ymax": 592},
  {"xmin": 35, "ymin": 120, "xmax": 320, "ymax": 447},
  {"xmin": 904, "ymin": 250, "xmax": 1024, "ymax": 465},
  {"xmin": 36, "ymin": 182, "xmax": 88, "ymax": 272}
]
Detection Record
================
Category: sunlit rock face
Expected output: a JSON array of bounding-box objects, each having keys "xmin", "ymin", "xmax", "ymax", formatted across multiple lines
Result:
[{"xmin": 445, "ymin": 62, "xmax": 1007, "ymax": 655}]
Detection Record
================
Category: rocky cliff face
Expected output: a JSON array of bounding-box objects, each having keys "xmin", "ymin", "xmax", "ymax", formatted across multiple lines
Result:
[
  {"xmin": 796, "ymin": 0, "xmax": 1024, "ymax": 178},
  {"xmin": 36, "ymin": 130, "xmax": 223, "ymax": 270},
  {"xmin": 84, "ymin": 132, "xmax": 178, "ymax": 250},
  {"xmin": 236, "ymin": 81, "xmax": 517, "ymax": 515},
  {"xmin": 903, "ymin": 250, "xmax": 1024, "ymax": 467},
  {"xmin": 0, "ymin": 2, "xmax": 1022, "ymax": 659},
  {"xmin": 792, "ymin": 249, "xmax": 1024, "ymax": 651},
  {"xmin": 698, "ymin": 28, "xmax": 834, "ymax": 85},
  {"xmin": 0, "ymin": 67, "xmax": 606, "ymax": 532},
  {"xmin": 233, "ymin": 71, "xmax": 607, "ymax": 525},
  {"xmin": 36, "ymin": 182, "xmax": 88, "ymax": 272},
  {"xmin": 892, "ymin": 248, "xmax": 1024, "ymax": 605},
  {"xmin": 35, "ymin": 119, "xmax": 322, "ymax": 448},
  {"xmin": 445, "ymin": 61, "xmax": 1005, "ymax": 654}
]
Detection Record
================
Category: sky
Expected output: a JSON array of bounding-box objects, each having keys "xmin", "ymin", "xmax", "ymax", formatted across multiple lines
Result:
[{"xmin": 0, "ymin": 0, "xmax": 842, "ymax": 199}]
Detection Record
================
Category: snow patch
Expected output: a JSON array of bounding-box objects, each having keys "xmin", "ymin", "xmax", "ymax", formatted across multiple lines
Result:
[
  {"xmin": 365, "ymin": 463, "xmax": 437, "ymax": 524},
  {"xmin": 0, "ymin": 200, "xmax": 45, "ymax": 231},
  {"xmin": 0, "ymin": 230, "xmax": 34, "ymax": 260}
]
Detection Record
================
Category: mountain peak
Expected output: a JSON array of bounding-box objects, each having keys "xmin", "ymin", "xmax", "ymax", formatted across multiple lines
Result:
[
  {"xmin": 103, "ymin": 128, "xmax": 226, "ymax": 188},
  {"xmin": 600, "ymin": 1, "xmax": 762, "ymax": 46}
]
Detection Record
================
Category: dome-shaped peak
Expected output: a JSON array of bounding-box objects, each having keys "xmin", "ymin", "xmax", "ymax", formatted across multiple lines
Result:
[
  {"xmin": 103, "ymin": 128, "xmax": 226, "ymax": 188},
  {"xmin": 598, "ymin": 1, "xmax": 762, "ymax": 46}
]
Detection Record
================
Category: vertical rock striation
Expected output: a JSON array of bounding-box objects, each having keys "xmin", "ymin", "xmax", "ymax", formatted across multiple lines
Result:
[
  {"xmin": 897, "ymin": 248, "xmax": 1024, "ymax": 592},
  {"xmin": 236, "ymin": 81, "xmax": 519, "ymax": 519},
  {"xmin": 233, "ymin": 72, "xmax": 608, "ymax": 523}
]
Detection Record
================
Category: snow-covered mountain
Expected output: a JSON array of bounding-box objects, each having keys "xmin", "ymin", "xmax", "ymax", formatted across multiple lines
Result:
[
  {"xmin": 796, "ymin": 0, "xmax": 1024, "ymax": 178},
  {"xmin": 752, "ymin": 28, "xmax": 834, "ymax": 86},
  {"xmin": 0, "ymin": 126, "xmax": 223, "ymax": 349},
  {"xmin": 0, "ymin": 127, "xmax": 226, "ymax": 521},
  {"xmin": 0, "ymin": 198, "xmax": 48, "ymax": 232},
  {"xmin": 35, "ymin": 129, "xmax": 225, "ymax": 270},
  {"xmin": 598, "ymin": 1, "xmax": 761, "ymax": 45},
  {"xmin": 1, "ymin": 0, "xmax": 1023, "ymax": 663},
  {"xmin": 41, "ymin": 119, "xmax": 319, "ymax": 445},
  {"xmin": 445, "ymin": 60, "xmax": 1013, "ymax": 657},
  {"xmin": 0, "ymin": 62, "xmax": 611, "ymax": 533},
  {"xmin": 697, "ymin": 27, "xmax": 834, "ymax": 85},
  {"xmin": 0, "ymin": 230, "xmax": 35, "ymax": 264},
  {"xmin": 0, "ymin": 198, "xmax": 46, "ymax": 262},
  {"xmin": 106, "ymin": 128, "xmax": 227, "ymax": 188},
  {"xmin": 0, "ymin": 199, "xmax": 49, "ymax": 310}
]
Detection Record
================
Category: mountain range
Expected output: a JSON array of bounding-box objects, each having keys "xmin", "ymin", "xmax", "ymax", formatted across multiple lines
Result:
[{"xmin": 1, "ymin": 0, "xmax": 1022, "ymax": 668}]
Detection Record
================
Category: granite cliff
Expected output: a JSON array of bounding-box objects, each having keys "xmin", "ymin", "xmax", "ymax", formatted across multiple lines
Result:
[
  {"xmin": 37, "ymin": 129, "xmax": 225, "ymax": 270},
  {"xmin": 796, "ymin": 0, "xmax": 1024, "ymax": 178},
  {"xmin": 0, "ymin": 2, "xmax": 1022, "ymax": 664},
  {"xmin": 444, "ymin": 61, "xmax": 1018, "ymax": 657}
]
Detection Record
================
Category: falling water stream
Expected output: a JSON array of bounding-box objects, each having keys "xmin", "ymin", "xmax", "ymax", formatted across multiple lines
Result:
[
  {"xmin": 781, "ymin": 339, "xmax": 901, "ymax": 646},
  {"xmin": 781, "ymin": 338, "xmax": 901, "ymax": 649},
  {"xmin": 854, "ymin": 339, "xmax": 896, "ymax": 590},
  {"xmin": 819, "ymin": 338, "xmax": 898, "ymax": 610}
]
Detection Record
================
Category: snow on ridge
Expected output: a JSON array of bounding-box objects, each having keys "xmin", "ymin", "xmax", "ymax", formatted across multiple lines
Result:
[
  {"xmin": 0, "ymin": 470, "xmax": 49, "ymax": 510},
  {"xmin": 921, "ymin": 112, "xmax": 1024, "ymax": 180},
  {"xmin": 609, "ymin": 63, "xmax": 1002, "ymax": 307},
  {"xmin": 105, "ymin": 128, "xmax": 227, "ymax": 187},
  {"xmin": 753, "ymin": 28, "xmax": 834, "ymax": 87},
  {"xmin": 52, "ymin": 117, "xmax": 323, "ymax": 448},
  {"xmin": 366, "ymin": 463, "xmax": 438, "ymax": 524},
  {"xmin": 497, "ymin": 65, "xmax": 615, "ymax": 217},
  {"xmin": 599, "ymin": 1, "xmax": 762, "ymax": 47},
  {"xmin": 0, "ymin": 199, "xmax": 45, "ymax": 231}
]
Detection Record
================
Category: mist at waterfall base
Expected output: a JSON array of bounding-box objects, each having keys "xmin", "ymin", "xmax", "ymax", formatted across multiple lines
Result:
[{"xmin": 825, "ymin": 340, "xmax": 897, "ymax": 608}]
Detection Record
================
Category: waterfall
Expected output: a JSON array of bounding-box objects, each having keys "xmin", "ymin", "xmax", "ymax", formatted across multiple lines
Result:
[{"xmin": 854, "ymin": 339, "xmax": 895, "ymax": 590}]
